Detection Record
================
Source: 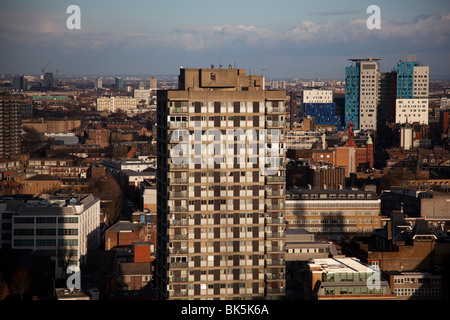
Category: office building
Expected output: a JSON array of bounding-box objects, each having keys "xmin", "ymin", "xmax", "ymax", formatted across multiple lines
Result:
[
  {"xmin": 150, "ymin": 77, "xmax": 158, "ymax": 90},
  {"xmin": 4, "ymin": 194, "xmax": 101, "ymax": 278},
  {"xmin": 285, "ymin": 188, "xmax": 381, "ymax": 241},
  {"xmin": 44, "ymin": 72, "xmax": 54, "ymax": 89},
  {"xmin": 13, "ymin": 75, "xmax": 27, "ymax": 91},
  {"xmin": 395, "ymin": 56, "xmax": 429, "ymax": 125},
  {"xmin": 302, "ymin": 89, "xmax": 333, "ymax": 104},
  {"xmin": 305, "ymin": 103, "xmax": 345, "ymax": 131},
  {"xmin": 378, "ymin": 71, "xmax": 397, "ymax": 145},
  {"xmin": 0, "ymin": 96, "xmax": 21, "ymax": 159},
  {"xmin": 384, "ymin": 271, "xmax": 443, "ymax": 300},
  {"xmin": 156, "ymin": 67, "xmax": 286, "ymax": 300},
  {"xmin": 94, "ymin": 78, "xmax": 102, "ymax": 90},
  {"xmin": 345, "ymin": 58, "xmax": 381, "ymax": 130},
  {"xmin": 115, "ymin": 77, "xmax": 123, "ymax": 90},
  {"xmin": 307, "ymin": 257, "xmax": 395, "ymax": 300}
]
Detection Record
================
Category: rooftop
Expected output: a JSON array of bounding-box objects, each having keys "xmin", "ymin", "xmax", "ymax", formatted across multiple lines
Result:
[
  {"xmin": 309, "ymin": 257, "xmax": 371, "ymax": 274},
  {"xmin": 108, "ymin": 221, "xmax": 143, "ymax": 232}
]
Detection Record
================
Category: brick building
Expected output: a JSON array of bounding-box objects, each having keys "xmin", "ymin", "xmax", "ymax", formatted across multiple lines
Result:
[
  {"xmin": 105, "ymin": 221, "xmax": 148, "ymax": 250},
  {"xmin": 21, "ymin": 174, "xmax": 62, "ymax": 194}
]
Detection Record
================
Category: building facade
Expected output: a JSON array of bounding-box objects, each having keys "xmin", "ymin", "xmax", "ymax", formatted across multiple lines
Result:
[
  {"xmin": 0, "ymin": 96, "xmax": 21, "ymax": 159},
  {"xmin": 7, "ymin": 194, "xmax": 101, "ymax": 278},
  {"xmin": 345, "ymin": 58, "xmax": 381, "ymax": 130},
  {"xmin": 156, "ymin": 67, "xmax": 287, "ymax": 300},
  {"xmin": 285, "ymin": 188, "xmax": 381, "ymax": 241},
  {"xmin": 96, "ymin": 97, "xmax": 137, "ymax": 113},
  {"xmin": 395, "ymin": 56, "xmax": 429, "ymax": 125},
  {"xmin": 307, "ymin": 257, "xmax": 395, "ymax": 300}
]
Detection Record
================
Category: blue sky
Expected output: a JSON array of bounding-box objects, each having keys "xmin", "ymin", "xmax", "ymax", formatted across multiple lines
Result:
[{"xmin": 1, "ymin": 0, "xmax": 449, "ymax": 79}]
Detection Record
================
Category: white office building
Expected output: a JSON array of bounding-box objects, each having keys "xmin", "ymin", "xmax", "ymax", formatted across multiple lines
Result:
[
  {"xmin": 359, "ymin": 60, "xmax": 380, "ymax": 131},
  {"xmin": 395, "ymin": 99, "xmax": 429, "ymax": 125},
  {"xmin": 302, "ymin": 89, "xmax": 333, "ymax": 104},
  {"xmin": 10, "ymin": 194, "xmax": 101, "ymax": 278}
]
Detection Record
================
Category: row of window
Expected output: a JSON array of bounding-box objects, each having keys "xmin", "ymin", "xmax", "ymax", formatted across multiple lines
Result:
[
  {"xmin": 13, "ymin": 217, "xmax": 79, "ymax": 224},
  {"xmin": 394, "ymin": 277, "xmax": 441, "ymax": 284},
  {"xmin": 13, "ymin": 228, "xmax": 79, "ymax": 236},
  {"xmin": 286, "ymin": 211, "xmax": 379, "ymax": 216},
  {"xmin": 288, "ymin": 194, "xmax": 374, "ymax": 200},
  {"xmin": 287, "ymin": 219, "xmax": 378, "ymax": 224},
  {"xmin": 287, "ymin": 202, "xmax": 379, "ymax": 208},
  {"xmin": 394, "ymin": 288, "xmax": 441, "ymax": 296},
  {"xmin": 14, "ymin": 239, "xmax": 78, "ymax": 247}
]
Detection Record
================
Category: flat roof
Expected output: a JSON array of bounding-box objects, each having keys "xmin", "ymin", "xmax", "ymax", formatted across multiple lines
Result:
[
  {"xmin": 309, "ymin": 257, "xmax": 370, "ymax": 274},
  {"xmin": 109, "ymin": 221, "xmax": 143, "ymax": 232}
]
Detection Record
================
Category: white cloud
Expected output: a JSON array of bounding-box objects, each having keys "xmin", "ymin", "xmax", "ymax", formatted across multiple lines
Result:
[{"xmin": 1, "ymin": 9, "xmax": 449, "ymax": 56}]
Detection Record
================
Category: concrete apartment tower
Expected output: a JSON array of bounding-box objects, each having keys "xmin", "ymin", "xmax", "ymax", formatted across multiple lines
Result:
[
  {"xmin": 156, "ymin": 66, "xmax": 287, "ymax": 300},
  {"xmin": 0, "ymin": 95, "xmax": 21, "ymax": 159}
]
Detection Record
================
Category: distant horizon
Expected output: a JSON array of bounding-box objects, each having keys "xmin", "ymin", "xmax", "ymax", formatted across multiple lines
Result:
[{"xmin": 4, "ymin": 71, "xmax": 450, "ymax": 82}]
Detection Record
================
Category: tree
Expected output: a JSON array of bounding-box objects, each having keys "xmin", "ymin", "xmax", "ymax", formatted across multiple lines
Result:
[
  {"xmin": 9, "ymin": 266, "xmax": 31, "ymax": 300},
  {"xmin": 57, "ymin": 246, "xmax": 77, "ymax": 280},
  {"xmin": 86, "ymin": 174, "xmax": 123, "ymax": 226}
]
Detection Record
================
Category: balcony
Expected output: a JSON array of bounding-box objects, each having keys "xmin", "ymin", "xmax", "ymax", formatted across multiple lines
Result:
[
  {"xmin": 266, "ymin": 176, "xmax": 285, "ymax": 183},
  {"xmin": 265, "ymin": 246, "xmax": 286, "ymax": 253},
  {"xmin": 170, "ymin": 177, "xmax": 188, "ymax": 184},
  {"xmin": 265, "ymin": 204, "xmax": 285, "ymax": 211},
  {"xmin": 168, "ymin": 290, "xmax": 188, "ymax": 297},
  {"xmin": 168, "ymin": 121, "xmax": 187, "ymax": 128},
  {"xmin": 265, "ymin": 190, "xmax": 285, "ymax": 197},
  {"xmin": 266, "ymin": 120, "xmax": 285, "ymax": 128},
  {"xmin": 169, "ymin": 248, "xmax": 188, "ymax": 254},
  {"xmin": 169, "ymin": 163, "xmax": 188, "ymax": 170},
  {"xmin": 266, "ymin": 232, "xmax": 285, "ymax": 239},
  {"xmin": 266, "ymin": 287, "xmax": 285, "ymax": 294},
  {"xmin": 266, "ymin": 218, "xmax": 286, "ymax": 225},
  {"xmin": 267, "ymin": 106, "xmax": 286, "ymax": 114},
  {"xmin": 266, "ymin": 259, "xmax": 285, "ymax": 267},
  {"xmin": 169, "ymin": 107, "xmax": 188, "ymax": 114},
  {"xmin": 170, "ymin": 276, "xmax": 188, "ymax": 282},
  {"xmin": 168, "ymin": 216, "xmax": 188, "ymax": 223},
  {"xmin": 169, "ymin": 191, "xmax": 187, "ymax": 198},
  {"xmin": 265, "ymin": 273, "xmax": 285, "ymax": 280},
  {"xmin": 169, "ymin": 206, "xmax": 187, "ymax": 212}
]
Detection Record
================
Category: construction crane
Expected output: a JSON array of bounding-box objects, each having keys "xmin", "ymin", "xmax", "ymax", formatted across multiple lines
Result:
[{"xmin": 41, "ymin": 62, "xmax": 49, "ymax": 78}]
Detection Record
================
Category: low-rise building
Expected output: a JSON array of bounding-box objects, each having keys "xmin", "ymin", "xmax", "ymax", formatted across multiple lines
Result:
[
  {"xmin": 21, "ymin": 174, "xmax": 62, "ymax": 194},
  {"xmin": 384, "ymin": 271, "xmax": 443, "ymax": 300},
  {"xmin": 307, "ymin": 257, "xmax": 396, "ymax": 300},
  {"xmin": 285, "ymin": 188, "xmax": 381, "ymax": 241},
  {"xmin": 117, "ymin": 262, "xmax": 153, "ymax": 291},
  {"xmin": 105, "ymin": 221, "xmax": 148, "ymax": 250}
]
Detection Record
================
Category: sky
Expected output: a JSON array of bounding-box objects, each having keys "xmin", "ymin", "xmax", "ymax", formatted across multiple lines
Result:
[{"xmin": 0, "ymin": 0, "xmax": 449, "ymax": 79}]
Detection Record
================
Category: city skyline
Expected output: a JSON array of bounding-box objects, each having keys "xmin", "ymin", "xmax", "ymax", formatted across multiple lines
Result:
[{"xmin": 0, "ymin": 0, "xmax": 449, "ymax": 79}]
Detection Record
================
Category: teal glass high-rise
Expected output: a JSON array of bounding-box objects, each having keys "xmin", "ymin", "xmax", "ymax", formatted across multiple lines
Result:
[{"xmin": 345, "ymin": 66, "xmax": 360, "ymax": 129}]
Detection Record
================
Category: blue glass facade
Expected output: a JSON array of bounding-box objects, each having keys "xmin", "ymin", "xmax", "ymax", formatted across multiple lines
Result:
[
  {"xmin": 305, "ymin": 102, "xmax": 345, "ymax": 131},
  {"xmin": 345, "ymin": 66, "xmax": 360, "ymax": 129},
  {"xmin": 397, "ymin": 61, "xmax": 421, "ymax": 99}
]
